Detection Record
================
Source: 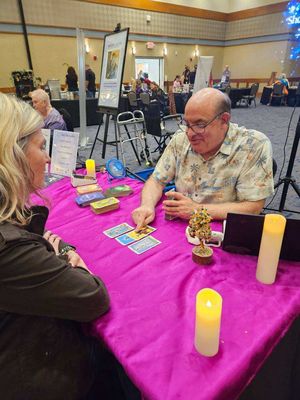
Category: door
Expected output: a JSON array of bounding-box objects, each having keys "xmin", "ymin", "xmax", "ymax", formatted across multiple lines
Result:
[{"xmin": 135, "ymin": 57, "xmax": 164, "ymax": 89}]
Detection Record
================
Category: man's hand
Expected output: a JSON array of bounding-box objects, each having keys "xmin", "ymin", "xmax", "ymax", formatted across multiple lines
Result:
[
  {"xmin": 131, "ymin": 205, "xmax": 155, "ymax": 231},
  {"xmin": 43, "ymin": 230, "xmax": 61, "ymax": 255},
  {"xmin": 163, "ymin": 192, "xmax": 198, "ymax": 219}
]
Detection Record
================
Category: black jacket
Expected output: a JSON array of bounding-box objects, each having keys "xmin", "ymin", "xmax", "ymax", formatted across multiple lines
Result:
[{"xmin": 0, "ymin": 207, "xmax": 110, "ymax": 400}]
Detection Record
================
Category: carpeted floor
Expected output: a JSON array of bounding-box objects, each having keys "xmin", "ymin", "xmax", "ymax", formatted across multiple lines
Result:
[{"xmin": 75, "ymin": 101, "xmax": 300, "ymax": 219}]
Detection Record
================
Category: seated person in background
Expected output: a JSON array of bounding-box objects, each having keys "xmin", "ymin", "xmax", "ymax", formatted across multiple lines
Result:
[
  {"xmin": 150, "ymin": 81, "xmax": 165, "ymax": 98},
  {"xmin": 30, "ymin": 89, "xmax": 67, "ymax": 130},
  {"xmin": 65, "ymin": 66, "xmax": 78, "ymax": 92},
  {"xmin": 135, "ymin": 79, "xmax": 143, "ymax": 96},
  {"xmin": 0, "ymin": 93, "xmax": 139, "ymax": 399},
  {"xmin": 132, "ymin": 88, "xmax": 274, "ymax": 229},
  {"xmin": 189, "ymin": 65, "xmax": 197, "ymax": 85},
  {"xmin": 173, "ymin": 75, "xmax": 182, "ymax": 92},
  {"xmin": 279, "ymin": 73, "xmax": 289, "ymax": 89}
]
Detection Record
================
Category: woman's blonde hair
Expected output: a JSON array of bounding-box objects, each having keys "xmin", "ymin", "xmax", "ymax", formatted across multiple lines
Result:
[{"xmin": 0, "ymin": 93, "xmax": 44, "ymax": 225}]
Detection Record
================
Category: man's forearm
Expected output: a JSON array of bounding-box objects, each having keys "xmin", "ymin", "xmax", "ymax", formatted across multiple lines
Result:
[
  {"xmin": 198, "ymin": 199, "xmax": 265, "ymax": 220},
  {"xmin": 141, "ymin": 176, "xmax": 164, "ymax": 209}
]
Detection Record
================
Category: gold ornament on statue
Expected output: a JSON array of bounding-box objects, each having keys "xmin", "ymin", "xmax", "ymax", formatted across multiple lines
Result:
[{"xmin": 189, "ymin": 208, "xmax": 213, "ymax": 265}]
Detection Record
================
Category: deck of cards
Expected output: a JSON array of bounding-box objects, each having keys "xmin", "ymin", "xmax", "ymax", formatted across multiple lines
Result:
[
  {"xmin": 91, "ymin": 197, "xmax": 120, "ymax": 214},
  {"xmin": 104, "ymin": 185, "xmax": 133, "ymax": 198},
  {"xmin": 75, "ymin": 192, "xmax": 105, "ymax": 207},
  {"xmin": 103, "ymin": 223, "xmax": 161, "ymax": 254}
]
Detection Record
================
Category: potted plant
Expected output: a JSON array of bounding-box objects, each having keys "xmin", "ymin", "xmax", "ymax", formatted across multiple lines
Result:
[{"xmin": 188, "ymin": 208, "xmax": 213, "ymax": 265}]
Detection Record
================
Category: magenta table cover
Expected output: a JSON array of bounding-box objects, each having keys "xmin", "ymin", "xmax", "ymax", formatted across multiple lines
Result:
[{"xmin": 37, "ymin": 173, "xmax": 300, "ymax": 400}]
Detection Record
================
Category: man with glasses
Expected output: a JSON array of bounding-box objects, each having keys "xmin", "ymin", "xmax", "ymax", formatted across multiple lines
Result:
[{"xmin": 132, "ymin": 88, "xmax": 273, "ymax": 229}]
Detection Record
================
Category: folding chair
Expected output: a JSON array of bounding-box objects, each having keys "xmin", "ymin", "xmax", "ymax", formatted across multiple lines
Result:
[
  {"xmin": 270, "ymin": 82, "xmax": 284, "ymax": 106},
  {"xmin": 127, "ymin": 91, "xmax": 139, "ymax": 112},
  {"xmin": 116, "ymin": 110, "xmax": 153, "ymax": 167},
  {"xmin": 240, "ymin": 83, "xmax": 259, "ymax": 107},
  {"xmin": 144, "ymin": 100, "xmax": 182, "ymax": 154}
]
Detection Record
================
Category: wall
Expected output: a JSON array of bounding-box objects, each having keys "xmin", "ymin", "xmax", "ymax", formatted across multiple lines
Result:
[{"xmin": 223, "ymin": 41, "xmax": 289, "ymax": 79}]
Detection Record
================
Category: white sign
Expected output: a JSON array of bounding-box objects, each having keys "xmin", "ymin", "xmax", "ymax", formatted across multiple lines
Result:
[
  {"xmin": 50, "ymin": 130, "xmax": 79, "ymax": 177},
  {"xmin": 193, "ymin": 56, "xmax": 214, "ymax": 94}
]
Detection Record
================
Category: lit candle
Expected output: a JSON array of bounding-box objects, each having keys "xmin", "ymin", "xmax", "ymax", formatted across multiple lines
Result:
[
  {"xmin": 85, "ymin": 159, "xmax": 96, "ymax": 178},
  {"xmin": 256, "ymin": 214, "xmax": 286, "ymax": 284},
  {"xmin": 194, "ymin": 288, "xmax": 222, "ymax": 357}
]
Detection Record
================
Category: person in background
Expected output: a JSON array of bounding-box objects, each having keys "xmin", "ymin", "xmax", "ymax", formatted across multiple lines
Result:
[
  {"xmin": 132, "ymin": 88, "xmax": 274, "ymax": 228},
  {"xmin": 220, "ymin": 65, "xmax": 231, "ymax": 86},
  {"xmin": 279, "ymin": 73, "xmax": 289, "ymax": 89},
  {"xmin": 85, "ymin": 64, "xmax": 96, "ymax": 98},
  {"xmin": 189, "ymin": 65, "xmax": 197, "ymax": 85},
  {"xmin": 65, "ymin": 66, "xmax": 78, "ymax": 92},
  {"xmin": 182, "ymin": 65, "xmax": 190, "ymax": 84},
  {"xmin": 0, "ymin": 93, "xmax": 142, "ymax": 400},
  {"xmin": 173, "ymin": 75, "xmax": 182, "ymax": 92},
  {"xmin": 30, "ymin": 89, "xmax": 67, "ymax": 130}
]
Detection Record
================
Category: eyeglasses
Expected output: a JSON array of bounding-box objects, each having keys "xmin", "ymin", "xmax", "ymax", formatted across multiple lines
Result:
[{"xmin": 182, "ymin": 112, "xmax": 224, "ymax": 134}]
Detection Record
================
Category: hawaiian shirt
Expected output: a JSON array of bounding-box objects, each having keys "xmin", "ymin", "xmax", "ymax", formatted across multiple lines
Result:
[{"xmin": 153, "ymin": 122, "xmax": 274, "ymax": 204}]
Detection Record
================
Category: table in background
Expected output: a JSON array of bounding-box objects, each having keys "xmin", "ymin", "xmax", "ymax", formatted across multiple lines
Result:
[
  {"xmin": 40, "ymin": 175, "xmax": 300, "ymax": 400},
  {"xmin": 229, "ymin": 87, "xmax": 251, "ymax": 108},
  {"xmin": 287, "ymin": 87, "xmax": 300, "ymax": 107},
  {"xmin": 51, "ymin": 98, "xmax": 102, "ymax": 127}
]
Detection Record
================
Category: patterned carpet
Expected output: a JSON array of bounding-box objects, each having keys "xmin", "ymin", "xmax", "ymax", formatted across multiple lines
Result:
[{"xmin": 74, "ymin": 101, "xmax": 300, "ymax": 219}]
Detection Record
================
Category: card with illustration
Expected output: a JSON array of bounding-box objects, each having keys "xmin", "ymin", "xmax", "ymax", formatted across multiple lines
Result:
[
  {"xmin": 115, "ymin": 225, "xmax": 156, "ymax": 246},
  {"xmin": 128, "ymin": 236, "xmax": 161, "ymax": 254},
  {"xmin": 103, "ymin": 223, "xmax": 134, "ymax": 238}
]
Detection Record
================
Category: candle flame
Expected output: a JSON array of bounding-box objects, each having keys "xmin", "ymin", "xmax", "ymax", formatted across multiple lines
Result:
[{"xmin": 206, "ymin": 300, "xmax": 212, "ymax": 307}]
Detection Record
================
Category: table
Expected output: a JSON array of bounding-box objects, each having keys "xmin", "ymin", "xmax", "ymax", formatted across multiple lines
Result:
[
  {"xmin": 38, "ymin": 174, "xmax": 300, "ymax": 400},
  {"xmin": 51, "ymin": 98, "xmax": 102, "ymax": 127},
  {"xmin": 229, "ymin": 88, "xmax": 251, "ymax": 108}
]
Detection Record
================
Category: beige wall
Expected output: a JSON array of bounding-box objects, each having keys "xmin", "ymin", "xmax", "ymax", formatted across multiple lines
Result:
[
  {"xmin": 0, "ymin": 34, "xmax": 225, "ymax": 87},
  {"xmin": 0, "ymin": 32, "xmax": 294, "ymax": 88},
  {"xmin": 223, "ymin": 41, "xmax": 290, "ymax": 79}
]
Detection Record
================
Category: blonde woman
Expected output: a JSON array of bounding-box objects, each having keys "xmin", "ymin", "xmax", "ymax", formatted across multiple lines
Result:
[{"xmin": 0, "ymin": 94, "xmax": 135, "ymax": 399}]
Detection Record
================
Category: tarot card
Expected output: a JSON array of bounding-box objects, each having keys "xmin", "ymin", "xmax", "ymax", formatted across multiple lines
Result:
[
  {"xmin": 115, "ymin": 226, "xmax": 156, "ymax": 246},
  {"xmin": 128, "ymin": 236, "xmax": 161, "ymax": 254},
  {"xmin": 103, "ymin": 223, "xmax": 134, "ymax": 238}
]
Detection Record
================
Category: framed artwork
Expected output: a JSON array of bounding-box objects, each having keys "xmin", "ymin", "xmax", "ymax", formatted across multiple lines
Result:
[{"xmin": 98, "ymin": 28, "xmax": 129, "ymax": 112}]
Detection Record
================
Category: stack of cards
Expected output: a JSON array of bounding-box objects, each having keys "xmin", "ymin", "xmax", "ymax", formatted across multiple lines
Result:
[
  {"xmin": 103, "ymin": 223, "xmax": 161, "ymax": 254},
  {"xmin": 75, "ymin": 192, "xmax": 105, "ymax": 207},
  {"xmin": 104, "ymin": 185, "xmax": 133, "ymax": 198},
  {"xmin": 76, "ymin": 184, "xmax": 102, "ymax": 195},
  {"xmin": 91, "ymin": 197, "xmax": 120, "ymax": 214}
]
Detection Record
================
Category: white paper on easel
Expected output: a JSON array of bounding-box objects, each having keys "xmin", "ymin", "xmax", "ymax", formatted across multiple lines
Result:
[
  {"xmin": 50, "ymin": 130, "xmax": 79, "ymax": 176},
  {"xmin": 193, "ymin": 56, "xmax": 214, "ymax": 94}
]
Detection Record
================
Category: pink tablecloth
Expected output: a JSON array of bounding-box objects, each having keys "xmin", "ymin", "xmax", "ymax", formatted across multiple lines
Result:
[{"xmin": 39, "ymin": 173, "xmax": 300, "ymax": 400}]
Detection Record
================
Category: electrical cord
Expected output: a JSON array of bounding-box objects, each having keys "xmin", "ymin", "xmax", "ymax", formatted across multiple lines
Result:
[{"xmin": 264, "ymin": 105, "xmax": 297, "ymax": 209}]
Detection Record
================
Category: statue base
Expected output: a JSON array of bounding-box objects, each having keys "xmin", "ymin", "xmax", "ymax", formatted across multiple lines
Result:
[{"xmin": 192, "ymin": 246, "xmax": 213, "ymax": 265}]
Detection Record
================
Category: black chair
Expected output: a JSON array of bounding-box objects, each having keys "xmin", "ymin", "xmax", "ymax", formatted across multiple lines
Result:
[
  {"xmin": 144, "ymin": 100, "xmax": 182, "ymax": 154},
  {"xmin": 139, "ymin": 92, "xmax": 151, "ymax": 111},
  {"xmin": 240, "ymin": 83, "xmax": 259, "ymax": 107},
  {"xmin": 127, "ymin": 91, "xmax": 139, "ymax": 112},
  {"xmin": 58, "ymin": 108, "xmax": 74, "ymax": 131},
  {"xmin": 270, "ymin": 82, "xmax": 284, "ymax": 106}
]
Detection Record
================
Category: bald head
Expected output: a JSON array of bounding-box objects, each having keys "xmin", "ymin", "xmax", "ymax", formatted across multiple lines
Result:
[{"xmin": 186, "ymin": 87, "xmax": 231, "ymax": 116}]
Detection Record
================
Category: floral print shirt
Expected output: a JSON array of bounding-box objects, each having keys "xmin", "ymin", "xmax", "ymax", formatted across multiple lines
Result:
[{"xmin": 153, "ymin": 123, "xmax": 274, "ymax": 204}]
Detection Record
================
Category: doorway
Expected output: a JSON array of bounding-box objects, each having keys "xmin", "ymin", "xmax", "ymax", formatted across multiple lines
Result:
[{"xmin": 135, "ymin": 57, "xmax": 164, "ymax": 88}]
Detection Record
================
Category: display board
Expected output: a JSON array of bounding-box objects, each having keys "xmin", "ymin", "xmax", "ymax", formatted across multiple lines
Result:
[
  {"xmin": 193, "ymin": 56, "xmax": 214, "ymax": 94},
  {"xmin": 98, "ymin": 28, "xmax": 129, "ymax": 112}
]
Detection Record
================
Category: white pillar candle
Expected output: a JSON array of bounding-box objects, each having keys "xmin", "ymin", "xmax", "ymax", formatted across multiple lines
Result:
[
  {"xmin": 256, "ymin": 214, "xmax": 286, "ymax": 285},
  {"xmin": 194, "ymin": 288, "xmax": 222, "ymax": 357}
]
